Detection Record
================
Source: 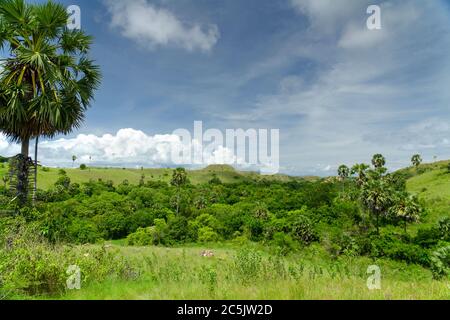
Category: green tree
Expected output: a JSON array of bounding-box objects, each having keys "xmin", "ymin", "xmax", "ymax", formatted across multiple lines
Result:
[
  {"xmin": 390, "ymin": 193, "xmax": 421, "ymax": 233},
  {"xmin": 72, "ymin": 155, "xmax": 77, "ymax": 167},
  {"xmin": 372, "ymin": 154, "xmax": 386, "ymax": 170},
  {"xmin": 0, "ymin": 0, "xmax": 101, "ymax": 205},
  {"xmin": 337, "ymin": 165, "xmax": 350, "ymax": 192},
  {"xmin": 171, "ymin": 168, "xmax": 189, "ymax": 214},
  {"xmin": 351, "ymin": 163, "xmax": 370, "ymax": 187},
  {"xmin": 361, "ymin": 177, "xmax": 392, "ymax": 235},
  {"xmin": 411, "ymin": 154, "xmax": 422, "ymax": 169}
]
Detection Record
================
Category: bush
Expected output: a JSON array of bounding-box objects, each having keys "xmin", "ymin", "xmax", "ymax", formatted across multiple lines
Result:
[
  {"xmin": 79, "ymin": 164, "xmax": 87, "ymax": 170},
  {"xmin": 414, "ymin": 227, "xmax": 441, "ymax": 248},
  {"xmin": 126, "ymin": 219, "xmax": 168, "ymax": 246},
  {"xmin": 197, "ymin": 226, "xmax": 219, "ymax": 243},
  {"xmin": 370, "ymin": 231, "xmax": 430, "ymax": 266},
  {"xmin": 0, "ymin": 219, "xmax": 136, "ymax": 297},
  {"xmin": 272, "ymin": 232, "xmax": 297, "ymax": 254},
  {"xmin": 430, "ymin": 246, "xmax": 450, "ymax": 279},
  {"xmin": 291, "ymin": 215, "xmax": 319, "ymax": 245},
  {"xmin": 438, "ymin": 217, "xmax": 450, "ymax": 241},
  {"xmin": 126, "ymin": 227, "xmax": 158, "ymax": 246}
]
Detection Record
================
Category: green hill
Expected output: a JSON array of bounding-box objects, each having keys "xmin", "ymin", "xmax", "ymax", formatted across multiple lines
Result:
[
  {"xmin": 0, "ymin": 163, "xmax": 311, "ymax": 189},
  {"xmin": 404, "ymin": 160, "xmax": 450, "ymax": 229}
]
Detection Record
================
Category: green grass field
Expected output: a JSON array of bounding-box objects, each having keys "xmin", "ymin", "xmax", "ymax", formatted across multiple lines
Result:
[
  {"xmin": 0, "ymin": 164, "xmax": 311, "ymax": 190},
  {"xmin": 58, "ymin": 244, "xmax": 448, "ymax": 300},
  {"xmin": 2, "ymin": 160, "xmax": 449, "ymax": 300},
  {"xmin": 406, "ymin": 161, "xmax": 450, "ymax": 229}
]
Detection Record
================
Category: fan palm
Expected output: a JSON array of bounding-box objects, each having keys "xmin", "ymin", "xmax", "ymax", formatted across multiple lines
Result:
[
  {"xmin": 351, "ymin": 163, "xmax": 370, "ymax": 187},
  {"xmin": 337, "ymin": 164, "xmax": 350, "ymax": 192},
  {"xmin": 390, "ymin": 193, "xmax": 421, "ymax": 233},
  {"xmin": 411, "ymin": 154, "xmax": 422, "ymax": 169},
  {"xmin": 371, "ymin": 154, "xmax": 386, "ymax": 170},
  {"xmin": 0, "ymin": 0, "xmax": 101, "ymax": 204},
  {"xmin": 361, "ymin": 177, "xmax": 392, "ymax": 235}
]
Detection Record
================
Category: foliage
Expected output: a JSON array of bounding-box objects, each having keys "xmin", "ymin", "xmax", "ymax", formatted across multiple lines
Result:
[
  {"xmin": 430, "ymin": 246, "xmax": 450, "ymax": 279},
  {"xmin": 0, "ymin": 217, "xmax": 135, "ymax": 297}
]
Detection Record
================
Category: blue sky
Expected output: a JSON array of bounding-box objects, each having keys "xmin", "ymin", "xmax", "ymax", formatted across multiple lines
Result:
[{"xmin": 2, "ymin": 0, "xmax": 450, "ymax": 175}]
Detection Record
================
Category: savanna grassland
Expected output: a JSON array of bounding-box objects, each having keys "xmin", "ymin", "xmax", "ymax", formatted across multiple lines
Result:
[{"xmin": 1, "ymin": 159, "xmax": 449, "ymax": 300}]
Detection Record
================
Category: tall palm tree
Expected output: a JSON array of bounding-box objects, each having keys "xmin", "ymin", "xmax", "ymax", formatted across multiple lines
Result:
[
  {"xmin": 361, "ymin": 177, "xmax": 392, "ymax": 235},
  {"xmin": 171, "ymin": 168, "xmax": 188, "ymax": 214},
  {"xmin": 0, "ymin": 0, "xmax": 101, "ymax": 205},
  {"xmin": 390, "ymin": 193, "xmax": 421, "ymax": 233},
  {"xmin": 351, "ymin": 163, "xmax": 370, "ymax": 187},
  {"xmin": 337, "ymin": 165, "xmax": 350, "ymax": 192},
  {"xmin": 411, "ymin": 154, "xmax": 422, "ymax": 169},
  {"xmin": 371, "ymin": 154, "xmax": 386, "ymax": 170}
]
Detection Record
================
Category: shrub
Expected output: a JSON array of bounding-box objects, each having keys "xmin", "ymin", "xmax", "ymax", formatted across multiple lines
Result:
[
  {"xmin": 291, "ymin": 215, "xmax": 319, "ymax": 245},
  {"xmin": 370, "ymin": 231, "xmax": 430, "ymax": 266},
  {"xmin": 414, "ymin": 227, "xmax": 441, "ymax": 248},
  {"xmin": 438, "ymin": 217, "xmax": 450, "ymax": 241},
  {"xmin": 272, "ymin": 232, "xmax": 297, "ymax": 254},
  {"xmin": 197, "ymin": 226, "xmax": 219, "ymax": 243},
  {"xmin": 79, "ymin": 164, "xmax": 87, "ymax": 170},
  {"xmin": 0, "ymin": 219, "xmax": 136, "ymax": 297},
  {"xmin": 430, "ymin": 246, "xmax": 450, "ymax": 279},
  {"xmin": 126, "ymin": 219, "xmax": 168, "ymax": 246},
  {"xmin": 126, "ymin": 227, "xmax": 158, "ymax": 246}
]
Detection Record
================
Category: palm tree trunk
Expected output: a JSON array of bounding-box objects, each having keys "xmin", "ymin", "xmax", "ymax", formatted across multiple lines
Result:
[
  {"xmin": 32, "ymin": 136, "xmax": 39, "ymax": 205},
  {"xmin": 16, "ymin": 137, "xmax": 31, "ymax": 206},
  {"xmin": 21, "ymin": 137, "xmax": 30, "ymax": 157},
  {"xmin": 376, "ymin": 212, "xmax": 380, "ymax": 235}
]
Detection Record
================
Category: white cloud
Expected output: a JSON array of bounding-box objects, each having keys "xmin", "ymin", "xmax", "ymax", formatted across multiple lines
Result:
[
  {"xmin": 105, "ymin": 0, "xmax": 219, "ymax": 52},
  {"xmin": 0, "ymin": 129, "xmax": 242, "ymax": 169},
  {"xmin": 226, "ymin": 0, "xmax": 450, "ymax": 173}
]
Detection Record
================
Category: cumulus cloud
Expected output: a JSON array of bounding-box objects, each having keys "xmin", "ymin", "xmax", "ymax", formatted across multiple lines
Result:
[
  {"xmin": 0, "ymin": 129, "xmax": 246, "ymax": 169},
  {"xmin": 105, "ymin": 0, "xmax": 219, "ymax": 52}
]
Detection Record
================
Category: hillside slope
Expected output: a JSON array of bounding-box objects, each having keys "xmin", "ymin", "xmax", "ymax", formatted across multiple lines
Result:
[
  {"xmin": 0, "ymin": 164, "xmax": 312, "ymax": 189},
  {"xmin": 405, "ymin": 160, "xmax": 450, "ymax": 228}
]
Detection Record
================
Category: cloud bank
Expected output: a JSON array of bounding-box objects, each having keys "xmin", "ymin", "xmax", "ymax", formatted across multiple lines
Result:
[{"xmin": 0, "ymin": 129, "xmax": 240, "ymax": 169}]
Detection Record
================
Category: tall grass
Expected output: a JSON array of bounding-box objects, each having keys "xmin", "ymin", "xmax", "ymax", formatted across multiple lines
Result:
[{"xmin": 61, "ymin": 245, "xmax": 449, "ymax": 300}]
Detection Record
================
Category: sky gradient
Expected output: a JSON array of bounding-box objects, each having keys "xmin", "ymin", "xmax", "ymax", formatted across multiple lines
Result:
[{"xmin": 1, "ymin": 0, "xmax": 450, "ymax": 175}]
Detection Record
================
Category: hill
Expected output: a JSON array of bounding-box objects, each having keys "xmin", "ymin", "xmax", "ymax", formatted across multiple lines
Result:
[
  {"xmin": 0, "ymin": 163, "xmax": 312, "ymax": 189},
  {"xmin": 404, "ymin": 160, "xmax": 450, "ymax": 229}
]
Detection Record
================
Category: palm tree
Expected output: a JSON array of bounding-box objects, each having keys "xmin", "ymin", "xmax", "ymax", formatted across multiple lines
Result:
[
  {"xmin": 171, "ymin": 168, "xmax": 188, "ymax": 214},
  {"xmin": 390, "ymin": 193, "xmax": 421, "ymax": 233},
  {"xmin": 361, "ymin": 177, "xmax": 392, "ymax": 235},
  {"xmin": 72, "ymin": 155, "xmax": 77, "ymax": 167},
  {"xmin": 0, "ymin": 0, "xmax": 101, "ymax": 205},
  {"xmin": 351, "ymin": 163, "xmax": 370, "ymax": 187},
  {"xmin": 337, "ymin": 165, "xmax": 350, "ymax": 192},
  {"xmin": 372, "ymin": 154, "xmax": 386, "ymax": 170},
  {"xmin": 411, "ymin": 154, "xmax": 422, "ymax": 169}
]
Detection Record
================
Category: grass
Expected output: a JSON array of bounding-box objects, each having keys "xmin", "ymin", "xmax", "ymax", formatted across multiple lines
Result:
[
  {"xmin": 58, "ymin": 244, "xmax": 449, "ymax": 300},
  {"xmin": 0, "ymin": 164, "xmax": 311, "ymax": 190},
  {"xmin": 406, "ymin": 164, "xmax": 450, "ymax": 229}
]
